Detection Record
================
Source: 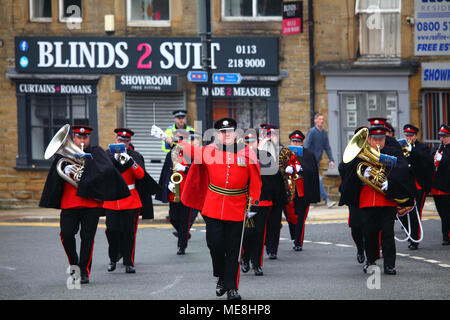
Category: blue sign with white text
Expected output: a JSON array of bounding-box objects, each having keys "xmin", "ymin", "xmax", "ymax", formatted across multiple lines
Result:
[{"xmin": 212, "ymin": 73, "xmax": 242, "ymax": 84}]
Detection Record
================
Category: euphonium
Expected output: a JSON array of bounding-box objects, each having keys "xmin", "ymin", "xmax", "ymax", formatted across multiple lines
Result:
[
  {"xmin": 279, "ymin": 146, "xmax": 298, "ymax": 201},
  {"xmin": 44, "ymin": 124, "xmax": 86, "ymax": 188},
  {"xmin": 343, "ymin": 128, "xmax": 408, "ymax": 204},
  {"xmin": 170, "ymin": 143, "xmax": 184, "ymax": 203}
]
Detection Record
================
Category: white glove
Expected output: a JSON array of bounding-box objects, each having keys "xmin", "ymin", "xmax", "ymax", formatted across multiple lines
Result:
[
  {"xmin": 168, "ymin": 182, "xmax": 175, "ymax": 193},
  {"xmin": 174, "ymin": 163, "xmax": 186, "ymax": 172},
  {"xmin": 381, "ymin": 180, "xmax": 388, "ymax": 191},
  {"xmin": 247, "ymin": 211, "xmax": 257, "ymax": 218},
  {"xmin": 435, "ymin": 152, "xmax": 442, "ymax": 162},
  {"xmin": 406, "ymin": 144, "xmax": 412, "ymax": 152},
  {"xmin": 296, "ymin": 164, "xmax": 303, "ymax": 173},
  {"xmin": 114, "ymin": 153, "xmax": 131, "ymax": 163},
  {"xmin": 285, "ymin": 165, "xmax": 294, "ymax": 174},
  {"xmin": 363, "ymin": 166, "xmax": 371, "ymax": 178},
  {"xmin": 64, "ymin": 164, "xmax": 75, "ymax": 176},
  {"xmin": 151, "ymin": 125, "xmax": 168, "ymax": 140}
]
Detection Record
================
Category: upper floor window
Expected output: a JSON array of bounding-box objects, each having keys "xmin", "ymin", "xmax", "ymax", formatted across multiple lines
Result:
[
  {"xmin": 30, "ymin": 0, "xmax": 52, "ymax": 22},
  {"xmin": 355, "ymin": 0, "xmax": 401, "ymax": 58},
  {"xmin": 127, "ymin": 0, "xmax": 170, "ymax": 27},
  {"xmin": 222, "ymin": 0, "xmax": 282, "ymax": 21},
  {"xmin": 59, "ymin": 0, "xmax": 82, "ymax": 23}
]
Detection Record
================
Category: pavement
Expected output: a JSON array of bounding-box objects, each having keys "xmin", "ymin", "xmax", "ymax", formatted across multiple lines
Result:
[{"xmin": 0, "ymin": 199, "xmax": 440, "ymax": 224}]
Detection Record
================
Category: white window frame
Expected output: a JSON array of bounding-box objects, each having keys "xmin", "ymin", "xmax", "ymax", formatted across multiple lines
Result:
[
  {"xmin": 29, "ymin": 0, "xmax": 52, "ymax": 23},
  {"xmin": 221, "ymin": 0, "xmax": 282, "ymax": 22},
  {"xmin": 355, "ymin": 0, "xmax": 402, "ymax": 59},
  {"xmin": 59, "ymin": 0, "xmax": 83, "ymax": 24},
  {"xmin": 127, "ymin": 0, "xmax": 171, "ymax": 28}
]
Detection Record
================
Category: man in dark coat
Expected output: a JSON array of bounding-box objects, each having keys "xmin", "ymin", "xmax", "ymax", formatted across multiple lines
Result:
[
  {"xmin": 430, "ymin": 124, "xmax": 450, "ymax": 246},
  {"xmin": 156, "ymin": 130, "xmax": 199, "ymax": 255},
  {"xmin": 339, "ymin": 125, "xmax": 417, "ymax": 275},
  {"xmin": 241, "ymin": 131, "xmax": 287, "ymax": 276},
  {"xmin": 284, "ymin": 130, "xmax": 320, "ymax": 251},
  {"xmin": 398, "ymin": 124, "xmax": 434, "ymax": 249},
  {"xmin": 39, "ymin": 125, "xmax": 131, "ymax": 284}
]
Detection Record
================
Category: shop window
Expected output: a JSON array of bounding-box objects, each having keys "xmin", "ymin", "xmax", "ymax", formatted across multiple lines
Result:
[
  {"xmin": 127, "ymin": 0, "xmax": 170, "ymax": 27},
  {"xmin": 25, "ymin": 94, "xmax": 90, "ymax": 167},
  {"xmin": 339, "ymin": 91, "xmax": 398, "ymax": 154},
  {"xmin": 30, "ymin": 0, "xmax": 52, "ymax": 22},
  {"xmin": 222, "ymin": 0, "xmax": 282, "ymax": 20},
  {"xmin": 423, "ymin": 91, "xmax": 450, "ymax": 145},
  {"xmin": 59, "ymin": 0, "xmax": 82, "ymax": 23},
  {"xmin": 213, "ymin": 98, "xmax": 269, "ymax": 129},
  {"xmin": 355, "ymin": 0, "xmax": 401, "ymax": 58}
]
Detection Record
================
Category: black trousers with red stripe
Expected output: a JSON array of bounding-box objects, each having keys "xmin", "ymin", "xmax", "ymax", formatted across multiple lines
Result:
[
  {"xmin": 202, "ymin": 215, "xmax": 242, "ymax": 291},
  {"xmin": 169, "ymin": 202, "xmax": 197, "ymax": 250},
  {"xmin": 60, "ymin": 208, "xmax": 100, "ymax": 277},
  {"xmin": 293, "ymin": 197, "xmax": 310, "ymax": 247},
  {"xmin": 433, "ymin": 195, "xmax": 450, "ymax": 242},
  {"xmin": 399, "ymin": 189, "xmax": 426, "ymax": 244},
  {"xmin": 105, "ymin": 209, "xmax": 139, "ymax": 267},
  {"xmin": 242, "ymin": 206, "xmax": 271, "ymax": 268},
  {"xmin": 360, "ymin": 206, "xmax": 397, "ymax": 267},
  {"xmin": 265, "ymin": 203, "xmax": 283, "ymax": 255}
]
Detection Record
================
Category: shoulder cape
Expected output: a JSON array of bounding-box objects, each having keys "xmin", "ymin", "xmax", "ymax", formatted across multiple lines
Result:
[{"xmin": 39, "ymin": 145, "xmax": 131, "ymax": 209}]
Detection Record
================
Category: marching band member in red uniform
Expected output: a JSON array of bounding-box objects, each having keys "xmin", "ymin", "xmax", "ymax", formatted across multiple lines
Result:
[
  {"xmin": 284, "ymin": 130, "xmax": 320, "ymax": 251},
  {"xmin": 431, "ymin": 124, "xmax": 450, "ymax": 246},
  {"xmin": 152, "ymin": 118, "xmax": 262, "ymax": 300},
  {"xmin": 340, "ymin": 125, "xmax": 416, "ymax": 275},
  {"xmin": 40, "ymin": 125, "xmax": 130, "ymax": 284},
  {"xmin": 104, "ymin": 128, "xmax": 152, "ymax": 274}
]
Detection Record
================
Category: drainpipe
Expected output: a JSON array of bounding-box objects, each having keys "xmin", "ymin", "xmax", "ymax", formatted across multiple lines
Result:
[{"xmin": 308, "ymin": 0, "xmax": 315, "ymax": 128}]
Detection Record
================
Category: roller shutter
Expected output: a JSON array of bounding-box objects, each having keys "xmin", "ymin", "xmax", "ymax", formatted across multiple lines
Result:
[{"xmin": 124, "ymin": 92, "xmax": 185, "ymax": 185}]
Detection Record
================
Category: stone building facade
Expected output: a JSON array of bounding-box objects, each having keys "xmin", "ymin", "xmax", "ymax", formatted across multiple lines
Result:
[{"xmin": 0, "ymin": 0, "xmax": 448, "ymax": 208}]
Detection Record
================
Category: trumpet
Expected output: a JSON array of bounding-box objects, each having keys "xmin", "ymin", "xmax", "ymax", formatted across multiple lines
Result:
[{"xmin": 44, "ymin": 124, "xmax": 87, "ymax": 188}]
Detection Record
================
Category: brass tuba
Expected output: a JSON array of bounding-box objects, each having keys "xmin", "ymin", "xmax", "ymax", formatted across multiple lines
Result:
[
  {"xmin": 170, "ymin": 143, "xmax": 184, "ymax": 203},
  {"xmin": 44, "ymin": 124, "xmax": 86, "ymax": 188},
  {"xmin": 279, "ymin": 146, "xmax": 298, "ymax": 202},
  {"xmin": 343, "ymin": 128, "xmax": 408, "ymax": 204}
]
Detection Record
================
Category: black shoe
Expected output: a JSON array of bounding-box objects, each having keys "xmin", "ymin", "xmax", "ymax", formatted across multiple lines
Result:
[
  {"xmin": 177, "ymin": 247, "xmax": 185, "ymax": 255},
  {"xmin": 107, "ymin": 261, "xmax": 116, "ymax": 272},
  {"xmin": 268, "ymin": 253, "xmax": 277, "ymax": 260},
  {"xmin": 241, "ymin": 261, "xmax": 250, "ymax": 273},
  {"xmin": 442, "ymin": 240, "xmax": 450, "ymax": 246},
  {"xmin": 293, "ymin": 245, "xmax": 302, "ymax": 251},
  {"xmin": 384, "ymin": 266, "xmax": 397, "ymax": 275},
  {"xmin": 253, "ymin": 266, "xmax": 263, "ymax": 276},
  {"xmin": 357, "ymin": 252, "xmax": 365, "ymax": 264},
  {"xmin": 227, "ymin": 289, "xmax": 242, "ymax": 300},
  {"xmin": 125, "ymin": 266, "xmax": 136, "ymax": 273},
  {"xmin": 80, "ymin": 275, "xmax": 89, "ymax": 284},
  {"xmin": 216, "ymin": 278, "xmax": 226, "ymax": 297},
  {"xmin": 408, "ymin": 242, "xmax": 419, "ymax": 250},
  {"xmin": 363, "ymin": 261, "xmax": 376, "ymax": 273}
]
